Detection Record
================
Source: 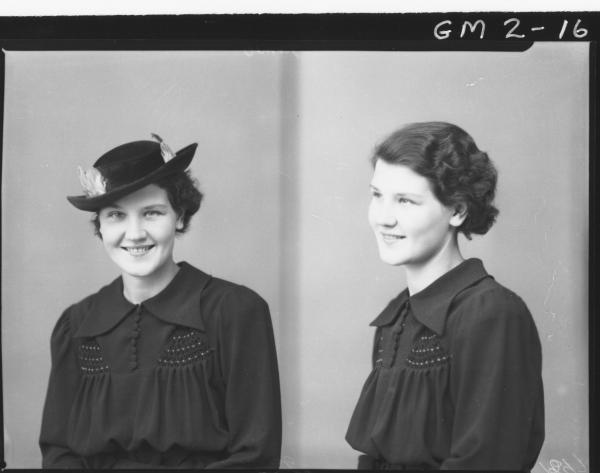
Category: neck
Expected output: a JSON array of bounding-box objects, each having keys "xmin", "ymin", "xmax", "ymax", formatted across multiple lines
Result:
[
  {"xmin": 405, "ymin": 235, "xmax": 464, "ymax": 295},
  {"xmin": 122, "ymin": 260, "xmax": 180, "ymax": 304}
]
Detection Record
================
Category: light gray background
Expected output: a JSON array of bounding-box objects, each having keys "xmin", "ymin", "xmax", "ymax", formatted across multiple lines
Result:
[{"xmin": 2, "ymin": 44, "xmax": 589, "ymax": 471}]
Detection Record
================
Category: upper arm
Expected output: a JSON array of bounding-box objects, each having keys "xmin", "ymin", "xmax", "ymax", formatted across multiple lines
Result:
[
  {"xmin": 40, "ymin": 307, "xmax": 85, "ymax": 468},
  {"xmin": 442, "ymin": 287, "xmax": 544, "ymax": 469}
]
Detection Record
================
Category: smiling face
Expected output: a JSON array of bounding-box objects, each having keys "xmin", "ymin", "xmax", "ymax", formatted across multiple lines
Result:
[
  {"xmin": 98, "ymin": 184, "xmax": 183, "ymax": 281},
  {"xmin": 368, "ymin": 160, "xmax": 465, "ymax": 269}
]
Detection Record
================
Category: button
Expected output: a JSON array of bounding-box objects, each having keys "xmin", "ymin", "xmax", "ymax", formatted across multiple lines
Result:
[
  {"xmin": 131, "ymin": 346, "xmax": 137, "ymax": 354},
  {"xmin": 129, "ymin": 361, "xmax": 138, "ymax": 370},
  {"xmin": 131, "ymin": 331, "xmax": 140, "ymax": 339}
]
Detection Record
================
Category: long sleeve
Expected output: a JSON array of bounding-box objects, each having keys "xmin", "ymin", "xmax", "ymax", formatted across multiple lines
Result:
[
  {"xmin": 39, "ymin": 308, "xmax": 85, "ymax": 469},
  {"xmin": 442, "ymin": 288, "xmax": 545, "ymax": 470},
  {"xmin": 205, "ymin": 288, "xmax": 282, "ymax": 469}
]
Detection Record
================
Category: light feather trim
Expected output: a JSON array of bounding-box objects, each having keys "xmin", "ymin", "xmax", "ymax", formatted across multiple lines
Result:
[
  {"xmin": 151, "ymin": 133, "xmax": 176, "ymax": 162},
  {"xmin": 77, "ymin": 166, "xmax": 107, "ymax": 197}
]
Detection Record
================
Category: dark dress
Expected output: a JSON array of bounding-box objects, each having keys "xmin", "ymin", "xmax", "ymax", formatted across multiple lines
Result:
[
  {"xmin": 39, "ymin": 262, "xmax": 281, "ymax": 469},
  {"xmin": 346, "ymin": 258, "xmax": 544, "ymax": 470}
]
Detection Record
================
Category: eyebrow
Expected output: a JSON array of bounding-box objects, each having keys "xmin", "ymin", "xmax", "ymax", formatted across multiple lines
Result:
[
  {"xmin": 102, "ymin": 203, "xmax": 169, "ymax": 211},
  {"xmin": 369, "ymin": 184, "xmax": 422, "ymax": 199}
]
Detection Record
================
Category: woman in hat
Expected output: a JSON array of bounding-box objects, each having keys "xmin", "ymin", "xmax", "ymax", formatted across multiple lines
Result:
[
  {"xmin": 39, "ymin": 135, "xmax": 281, "ymax": 469},
  {"xmin": 345, "ymin": 122, "xmax": 544, "ymax": 470}
]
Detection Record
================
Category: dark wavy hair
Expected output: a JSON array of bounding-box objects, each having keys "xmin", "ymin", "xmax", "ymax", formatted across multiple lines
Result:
[
  {"xmin": 372, "ymin": 122, "xmax": 498, "ymax": 239},
  {"xmin": 92, "ymin": 170, "xmax": 203, "ymax": 238}
]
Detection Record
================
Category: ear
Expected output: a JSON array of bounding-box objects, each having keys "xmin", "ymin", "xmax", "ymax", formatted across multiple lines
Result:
[
  {"xmin": 449, "ymin": 203, "xmax": 467, "ymax": 228},
  {"xmin": 175, "ymin": 214, "xmax": 184, "ymax": 231},
  {"xmin": 95, "ymin": 213, "xmax": 104, "ymax": 240}
]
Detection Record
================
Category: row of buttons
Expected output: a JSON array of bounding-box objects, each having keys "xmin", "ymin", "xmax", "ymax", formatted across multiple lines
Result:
[
  {"xmin": 129, "ymin": 305, "xmax": 142, "ymax": 371},
  {"xmin": 375, "ymin": 302, "xmax": 409, "ymax": 368}
]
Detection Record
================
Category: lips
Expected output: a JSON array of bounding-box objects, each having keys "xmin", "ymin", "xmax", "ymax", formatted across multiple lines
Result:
[
  {"xmin": 121, "ymin": 245, "xmax": 155, "ymax": 256},
  {"xmin": 381, "ymin": 233, "xmax": 405, "ymax": 243}
]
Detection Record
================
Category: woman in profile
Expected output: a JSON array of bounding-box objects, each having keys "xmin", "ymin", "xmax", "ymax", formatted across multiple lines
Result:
[
  {"xmin": 346, "ymin": 122, "xmax": 544, "ymax": 470},
  {"xmin": 40, "ymin": 135, "xmax": 281, "ymax": 469}
]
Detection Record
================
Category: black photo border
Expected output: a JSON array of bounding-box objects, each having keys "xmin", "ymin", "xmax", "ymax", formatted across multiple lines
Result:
[{"xmin": 0, "ymin": 11, "xmax": 597, "ymax": 473}]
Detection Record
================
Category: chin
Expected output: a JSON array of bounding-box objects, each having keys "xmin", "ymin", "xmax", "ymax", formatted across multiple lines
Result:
[
  {"xmin": 112, "ymin": 257, "xmax": 160, "ymax": 278},
  {"xmin": 121, "ymin": 265, "xmax": 155, "ymax": 278},
  {"xmin": 128, "ymin": 268, "xmax": 156, "ymax": 278},
  {"xmin": 377, "ymin": 249, "xmax": 408, "ymax": 266},
  {"xmin": 380, "ymin": 257, "xmax": 408, "ymax": 267}
]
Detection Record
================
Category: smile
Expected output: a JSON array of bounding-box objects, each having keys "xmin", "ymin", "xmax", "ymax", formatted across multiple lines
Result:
[
  {"xmin": 121, "ymin": 245, "xmax": 155, "ymax": 256},
  {"xmin": 381, "ymin": 233, "xmax": 405, "ymax": 243}
]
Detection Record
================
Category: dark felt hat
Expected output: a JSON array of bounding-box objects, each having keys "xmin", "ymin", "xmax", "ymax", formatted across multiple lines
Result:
[{"xmin": 67, "ymin": 135, "xmax": 197, "ymax": 212}]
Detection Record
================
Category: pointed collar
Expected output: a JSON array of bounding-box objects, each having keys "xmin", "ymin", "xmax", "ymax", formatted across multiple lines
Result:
[
  {"xmin": 74, "ymin": 262, "xmax": 212, "ymax": 337},
  {"xmin": 370, "ymin": 258, "xmax": 490, "ymax": 335}
]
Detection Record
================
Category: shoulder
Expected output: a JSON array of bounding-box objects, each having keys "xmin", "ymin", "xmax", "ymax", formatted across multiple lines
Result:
[
  {"xmin": 198, "ymin": 275, "xmax": 271, "ymax": 332},
  {"xmin": 55, "ymin": 278, "xmax": 121, "ymax": 338},
  {"xmin": 444, "ymin": 273, "xmax": 543, "ymax": 365},
  {"xmin": 174, "ymin": 263, "xmax": 272, "ymax": 335},
  {"xmin": 448, "ymin": 276, "xmax": 535, "ymax": 334},
  {"xmin": 49, "ymin": 286, "xmax": 102, "ymax": 352},
  {"xmin": 179, "ymin": 261, "xmax": 268, "ymax": 309},
  {"xmin": 206, "ymin": 276, "xmax": 269, "ymax": 312},
  {"xmin": 456, "ymin": 277, "xmax": 529, "ymax": 313}
]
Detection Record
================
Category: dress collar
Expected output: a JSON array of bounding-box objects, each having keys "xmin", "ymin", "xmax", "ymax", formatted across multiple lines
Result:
[
  {"xmin": 369, "ymin": 258, "xmax": 491, "ymax": 335},
  {"xmin": 74, "ymin": 262, "xmax": 212, "ymax": 337}
]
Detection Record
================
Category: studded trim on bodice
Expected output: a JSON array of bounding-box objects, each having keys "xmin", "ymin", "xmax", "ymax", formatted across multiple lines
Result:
[
  {"xmin": 78, "ymin": 340, "xmax": 109, "ymax": 374},
  {"xmin": 157, "ymin": 329, "xmax": 214, "ymax": 367}
]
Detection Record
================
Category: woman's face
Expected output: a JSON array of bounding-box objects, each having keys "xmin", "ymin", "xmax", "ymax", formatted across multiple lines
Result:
[
  {"xmin": 98, "ymin": 184, "xmax": 183, "ymax": 280},
  {"xmin": 368, "ymin": 160, "xmax": 463, "ymax": 268}
]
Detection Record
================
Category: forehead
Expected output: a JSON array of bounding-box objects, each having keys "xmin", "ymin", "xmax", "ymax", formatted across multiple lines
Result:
[
  {"xmin": 371, "ymin": 160, "xmax": 433, "ymax": 195},
  {"xmin": 103, "ymin": 184, "xmax": 170, "ymax": 210}
]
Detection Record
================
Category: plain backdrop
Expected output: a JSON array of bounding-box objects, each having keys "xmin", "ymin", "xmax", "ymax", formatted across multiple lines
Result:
[{"xmin": 2, "ymin": 43, "xmax": 589, "ymax": 471}]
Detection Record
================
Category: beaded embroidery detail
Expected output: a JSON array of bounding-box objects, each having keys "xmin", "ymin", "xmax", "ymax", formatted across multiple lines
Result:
[
  {"xmin": 78, "ymin": 340, "xmax": 109, "ymax": 374},
  {"xmin": 375, "ymin": 302, "xmax": 409, "ymax": 368},
  {"xmin": 157, "ymin": 329, "xmax": 213, "ymax": 367},
  {"xmin": 405, "ymin": 331, "xmax": 450, "ymax": 369},
  {"xmin": 374, "ymin": 333, "xmax": 385, "ymax": 367}
]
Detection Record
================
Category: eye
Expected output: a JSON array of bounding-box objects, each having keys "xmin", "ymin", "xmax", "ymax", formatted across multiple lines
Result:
[
  {"xmin": 144, "ymin": 209, "xmax": 165, "ymax": 218},
  {"xmin": 370, "ymin": 189, "xmax": 382, "ymax": 199},
  {"xmin": 104, "ymin": 210, "xmax": 125, "ymax": 220},
  {"xmin": 396, "ymin": 197, "xmax": 414, "ymax": 205}
]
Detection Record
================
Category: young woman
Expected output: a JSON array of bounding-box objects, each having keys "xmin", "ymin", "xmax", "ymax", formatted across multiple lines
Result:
[
  {"xmin": 346, "ymin": 122, "xmax": 544, "ymax": 470},
  {"xmin": 39, "ymin": 135, "xmax": 281, "ymax": 469}
]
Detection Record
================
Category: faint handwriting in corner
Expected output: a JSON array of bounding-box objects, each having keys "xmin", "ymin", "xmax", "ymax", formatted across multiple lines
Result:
[
  {"xmin": 280, "ymin": 456, "xmax": 296, "ymax": 468},
  {"xmin": 466, "ymin": 77, "xmax": 484, "ymax": 87},
  {"xmin": 538, "ymin": 453, "xmax": 587, "ymax": 473}
]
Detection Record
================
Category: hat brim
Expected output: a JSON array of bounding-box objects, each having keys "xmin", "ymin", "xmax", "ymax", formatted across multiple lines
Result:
[{"xmin": 67, "ymin": 143, "xmax": 198, "ymax": 212}]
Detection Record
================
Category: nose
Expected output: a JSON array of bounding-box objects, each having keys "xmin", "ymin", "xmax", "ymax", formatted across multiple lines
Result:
[
  {"xmin": 124, "ymin": 216, "xmax": 147, "ymax": 241},
  {"xmin": 370, "ymin": 199, "xmax": 397, "ymax": 228}
]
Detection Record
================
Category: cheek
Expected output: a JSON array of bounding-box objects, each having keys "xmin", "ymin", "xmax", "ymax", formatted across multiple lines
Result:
[
  {"xmin": 406, "ymin": 209, "xmax": 448, "ymax": 240},
  {"xmin": 97, "ymin": 220, "xmax": 111, "ymax": 239},
  {"xmin": 98, "ymin": 224, "xmax": 121, "ymax": 247},
  {"xmin": 153, "ymin": 221, "xmax": 178, "ymax": 242},
  {"xmin": 421, "ymin": 213, "xmax": 452, "ymax": 242}
]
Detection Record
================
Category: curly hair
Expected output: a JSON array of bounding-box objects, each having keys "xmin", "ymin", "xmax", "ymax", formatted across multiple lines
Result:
[
  {"xmin": 372, "ymin": 122, "xmax": 498, "ymax": 239},
  {"xmin": 92, "ymin": 170, "xmax": 203, "ymax": 238}
]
